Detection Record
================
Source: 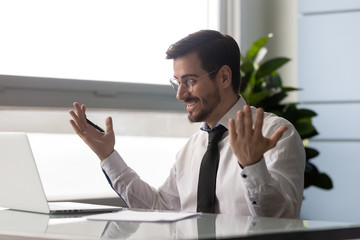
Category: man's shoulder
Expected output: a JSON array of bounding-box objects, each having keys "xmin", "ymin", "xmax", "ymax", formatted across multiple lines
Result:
[
  {"xmin": 265, "ymin": 112, "xmax": 292, "ymax": 127},
  {"xmin": 178, "ymin": 130, "xmax": 208, "ymax": 150},
  {"xmin": 187, "ymin": 129, "xmax": 208, "ymax": 142},
  {"xmin": 249, "ymin": 106, "xmax": 291, "ymax": 125}
]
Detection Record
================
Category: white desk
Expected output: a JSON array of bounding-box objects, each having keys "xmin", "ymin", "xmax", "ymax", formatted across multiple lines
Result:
[{"xmin": 1, "ymin": 209, "xmax": 360, "ymax": 239}]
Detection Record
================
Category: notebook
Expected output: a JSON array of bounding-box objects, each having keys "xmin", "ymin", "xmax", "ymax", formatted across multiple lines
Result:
[{"xmin": 0, "ymin": 132, "xmax": 124, "ymax": 214}]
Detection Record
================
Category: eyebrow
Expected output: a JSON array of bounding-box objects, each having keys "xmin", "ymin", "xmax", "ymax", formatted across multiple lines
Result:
[{"xmin": 173, "ymin": 73, "xmax": 200, "ymax": 80}]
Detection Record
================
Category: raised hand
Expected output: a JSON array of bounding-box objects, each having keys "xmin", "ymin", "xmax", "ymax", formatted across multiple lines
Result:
[
  {"xmin": 69, "ymin": 102, "xmax": 115, "ymax": 161},
  {"xmin": 228, "ymin": 105, "xmax": 287, "ymax": 167}
]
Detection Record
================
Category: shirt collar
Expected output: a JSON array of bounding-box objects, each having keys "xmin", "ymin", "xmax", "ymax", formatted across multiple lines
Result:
[{"xmin": 201, "ymin": 123, "xmax": 222, "ymax": 132}]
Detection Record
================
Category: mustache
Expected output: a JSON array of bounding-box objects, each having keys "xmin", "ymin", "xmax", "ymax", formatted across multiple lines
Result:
[{"xmin": 183, "ymin": 97, "xmax": 199, "ymax": 103}]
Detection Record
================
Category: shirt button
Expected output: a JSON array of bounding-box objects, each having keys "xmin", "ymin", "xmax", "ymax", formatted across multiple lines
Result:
[{"xmin": 242, "ymin": 174, "xmax": 247, "ymax": 178}]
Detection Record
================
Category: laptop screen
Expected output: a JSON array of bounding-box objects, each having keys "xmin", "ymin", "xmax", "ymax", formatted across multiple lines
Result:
[{"xmin": 0, "ymin": 132, "xmax": 51, "ymax": 213}]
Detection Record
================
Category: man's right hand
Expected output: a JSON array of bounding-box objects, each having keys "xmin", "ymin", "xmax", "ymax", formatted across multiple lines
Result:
[{"xmin": 69, "ymin": 102, "xmax": 115, "ymax": 161}]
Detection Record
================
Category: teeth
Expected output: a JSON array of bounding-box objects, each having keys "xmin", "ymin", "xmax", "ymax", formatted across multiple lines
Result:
[{"xmin": 187, "ymin": 102, "xmax": 196, "ymax": 107}]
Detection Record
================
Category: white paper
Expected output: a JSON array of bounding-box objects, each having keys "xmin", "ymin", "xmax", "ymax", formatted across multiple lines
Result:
[{"xmin": 87, "ymin": 210, "xmax": 201, "ymax": 222}]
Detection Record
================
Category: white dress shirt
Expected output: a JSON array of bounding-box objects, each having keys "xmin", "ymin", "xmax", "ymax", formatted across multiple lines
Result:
[{"xmin": 101, "ymin": 97, "xmax": 305, "ymax": 218}]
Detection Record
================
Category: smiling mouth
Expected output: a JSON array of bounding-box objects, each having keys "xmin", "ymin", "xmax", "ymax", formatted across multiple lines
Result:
[{"xmin": 185, "ymin": 99, "xmax": 199, "ymax": 112}]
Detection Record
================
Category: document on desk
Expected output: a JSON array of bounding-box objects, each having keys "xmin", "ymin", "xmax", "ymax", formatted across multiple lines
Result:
[{"xmin": 87, "ymin": 210, "xmax": 201, "ymax": 222}]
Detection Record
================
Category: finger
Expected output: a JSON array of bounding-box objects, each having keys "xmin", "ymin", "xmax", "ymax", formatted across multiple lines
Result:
[
  {"xmin": 69, "ymin": 110, "xmax": 79, "ymax": 123},
  {"xmin": 268, "ymin": 126, "xmax": 288, "ymax": 149},
  {"xmin": 105, "ymin": 116, "xmax": 113, "ymax": 133},
  {"xmin": 73, "ymin": 102, "xmax": 81, "ymax": 113},
  {"xmin": 228, "ymin": 118, "xmax": 237, "ymax": 145},
  {"xmin": 243, "ymin": 105, "xmax": 253, "ymax": 138},
  {"xmin": 236, "ymin": 110, "xmax": 245, "ymax": 137},
  {"xmin": 253, "ymin": 108, "xmax": 264, "ymax": 137},
  {"xmin": 69, "ymin": 119, "xmax": 85, "ymax": 137},
  {"xmin": 80, "ymin": 104, "xmax": 88, "ymax": 126},
  {"xmin": 73, "ymin": 102, "xmax": 86, "ymax": 125}
]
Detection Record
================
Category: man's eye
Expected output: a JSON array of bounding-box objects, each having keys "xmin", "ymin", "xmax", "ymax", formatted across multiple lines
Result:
[{"xmin": 186, "ymin": 79, "xmax": 196, "ymax": 86}]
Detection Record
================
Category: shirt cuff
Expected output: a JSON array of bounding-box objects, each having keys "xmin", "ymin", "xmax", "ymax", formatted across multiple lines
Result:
[
  {"xmin": 240, "ymin": 157, "xmax": 271, "ymax": 190},
  {"xmin": 101, "ymin": 150, "xmax": 128, "ymax": 181}
]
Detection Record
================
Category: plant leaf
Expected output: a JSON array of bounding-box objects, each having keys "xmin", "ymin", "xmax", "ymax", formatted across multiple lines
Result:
[
  {"xmin": 305, "ymin": 146, "xmax": 320, "ymax": 160},
  {"xmin": 264, "ymin": 73, "xmax": 282, "ymax": 89},
  {"xmin": 282, "ymin": 87, "xmax": 300, "ymax": 92},
  {"xmin": 245, "ymin": 34, "xmax": 273, "ymax": 61},
  {"xmin": 282, "ymin": 104, "xmax": 298, "ymax": 123},
  {"xmin": 301, "ymin": 129, "xmax": 319, "ymax": 139},
  {"xmin": 256, "ymin": 57, "xmax": 290, "ymax": 79},
  {"xmin": 297, "ymin": 109, "xmax": 317, "ymax": 118},
  {"xmin": 240, "ymin": 72, "xmax": 252, "ymax": 92},
  {"xmin": 304, "ymin": 162, "xmax": 319, "ymax": 188},
  {"xmin": 314, "ymin": 173, "xmax": 333, "ymax": 190},
  {"xmin": 294, "ymin": 122, "xmax": 316, "ymax": 137},
  {"xmin": 304, "ymin": 163, "xmax": 333, "ymax": 189},
  {"xmin": 240, "ymin": 61, "xmax": 254, "ymax": 73},
  {"xmin": 244, "ymin": 90, "xmax": 271, "ymax": 106},
  {"xmin": 261, "ymin": 92, "xmax": 288, "ymax": 110}
]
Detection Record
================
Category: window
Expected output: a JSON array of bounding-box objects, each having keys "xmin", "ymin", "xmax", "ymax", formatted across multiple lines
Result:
[
  {"xmin": 0, "ymin": 0, "xmax": 219, "ymax": 110},
  {"xmin": 0, "ymin": 0, "xmax": 218, "ymax": 84}
]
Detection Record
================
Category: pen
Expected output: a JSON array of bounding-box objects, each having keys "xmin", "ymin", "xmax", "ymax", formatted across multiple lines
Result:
[{"xmin": 86, "ymin": 118, "xmax": 105, "ymax": 132}]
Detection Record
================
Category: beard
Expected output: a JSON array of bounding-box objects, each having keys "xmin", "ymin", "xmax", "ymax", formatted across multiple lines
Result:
[{"xmin": 187, "ymin": 89, "xmax": 221, "ymax": 123}]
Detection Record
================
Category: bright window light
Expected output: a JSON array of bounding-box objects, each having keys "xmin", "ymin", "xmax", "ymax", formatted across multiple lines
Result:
[{"xmin": 0, "ymin": 0, "xmax": 218, "ymax": 85}]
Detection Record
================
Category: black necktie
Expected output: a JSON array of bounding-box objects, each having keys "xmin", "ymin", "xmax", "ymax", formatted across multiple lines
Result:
[{"xmin": 197, "ymin": 125, "xmax": 227, "ymax": 213}]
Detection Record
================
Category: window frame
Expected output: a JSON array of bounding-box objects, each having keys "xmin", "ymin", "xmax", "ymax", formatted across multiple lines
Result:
[{"xmin": 0, "ymin": 74, "xmax": 183, "ymax": 111}]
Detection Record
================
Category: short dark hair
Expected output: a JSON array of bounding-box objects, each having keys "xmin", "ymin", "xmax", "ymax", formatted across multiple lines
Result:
[{"xmin": 166, "ymin": 30, "xmax": 241, "ymax": 94}]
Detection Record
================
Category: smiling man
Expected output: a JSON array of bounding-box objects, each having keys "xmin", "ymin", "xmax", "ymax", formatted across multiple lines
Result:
[{"xmin": 69, "ymin": 30, "xmax": 305, "ymax": 218}]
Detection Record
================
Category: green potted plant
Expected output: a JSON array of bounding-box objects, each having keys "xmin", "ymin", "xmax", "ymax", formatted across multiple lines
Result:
[{"xmin": 240, "ymin": 34, "xmax": 332, "ymax": 190}]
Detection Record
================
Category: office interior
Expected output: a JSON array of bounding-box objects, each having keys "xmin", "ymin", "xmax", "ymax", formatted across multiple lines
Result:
[{"xmin": 0, "ymin": 0, "xmax": 359, "ymax": 224}]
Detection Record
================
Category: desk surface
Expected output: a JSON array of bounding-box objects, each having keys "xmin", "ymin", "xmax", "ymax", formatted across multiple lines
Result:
[{"xmin": 1, "ymin": 209, "xmax": 360, "ymax": 240}]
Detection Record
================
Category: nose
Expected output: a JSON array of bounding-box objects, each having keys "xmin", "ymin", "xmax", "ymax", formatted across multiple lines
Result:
[{"xmin": 176, "ymin": 83, "xmax": 190, "ymax": 101}]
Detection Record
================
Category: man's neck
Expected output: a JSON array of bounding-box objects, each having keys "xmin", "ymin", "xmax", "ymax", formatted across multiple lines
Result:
[{"xmin": 206, "ymin": 94, "xmax": 240, "ymax": 129}]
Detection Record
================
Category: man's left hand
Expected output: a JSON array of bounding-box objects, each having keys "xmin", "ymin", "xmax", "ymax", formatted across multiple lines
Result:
[{"xmin": 228, "ymin": 105, "xmax": 287, "ymax": 167}]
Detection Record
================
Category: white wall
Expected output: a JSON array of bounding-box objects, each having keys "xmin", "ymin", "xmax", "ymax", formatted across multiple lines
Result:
[{"xmin": 297, "ymin": 0, "xmax": 360, "ymax": 223}]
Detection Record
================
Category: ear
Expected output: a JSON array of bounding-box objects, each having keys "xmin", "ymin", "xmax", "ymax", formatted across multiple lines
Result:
[{"xmin": 217, "ymin": 65, "xmax": 232, "ymax": 89}]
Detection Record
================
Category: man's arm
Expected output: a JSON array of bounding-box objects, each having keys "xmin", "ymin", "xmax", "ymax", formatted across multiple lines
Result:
[
  {"xmin": 101, "ymin": 150, "xmax": 181, "ymax": 211},
  {"xmin": 69, "ymin": 102, "xmax": 181, "ymax": 211},
  {"xmin": 229, "ymin": 105, "xmax": 305, "ymax": 218}
]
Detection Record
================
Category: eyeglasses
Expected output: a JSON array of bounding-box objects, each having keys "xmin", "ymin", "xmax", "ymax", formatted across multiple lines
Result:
[{"xmin": 169, "ymin": 69, "xmax": 218, "ymax": 93}]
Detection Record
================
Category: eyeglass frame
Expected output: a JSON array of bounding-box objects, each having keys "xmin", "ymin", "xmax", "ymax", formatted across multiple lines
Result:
[{"xmin": 169, "ymin": 69, "xmax": 219, "ymax": 93}]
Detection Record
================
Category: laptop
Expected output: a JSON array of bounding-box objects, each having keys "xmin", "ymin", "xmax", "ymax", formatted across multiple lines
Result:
[{"xmin": 0, "ymin": 132, "xmax": 125, "ymax": 214}]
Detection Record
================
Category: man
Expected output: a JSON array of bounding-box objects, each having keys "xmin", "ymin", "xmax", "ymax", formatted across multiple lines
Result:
[{"xmin": 69, "ymin": 30, "xmax": 305, "ymax": 218}]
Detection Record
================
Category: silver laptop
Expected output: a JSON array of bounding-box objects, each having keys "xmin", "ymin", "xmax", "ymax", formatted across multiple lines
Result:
[{"xmin": 0, "ymin": 132, "xmax": 124, "ymax": 214}]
